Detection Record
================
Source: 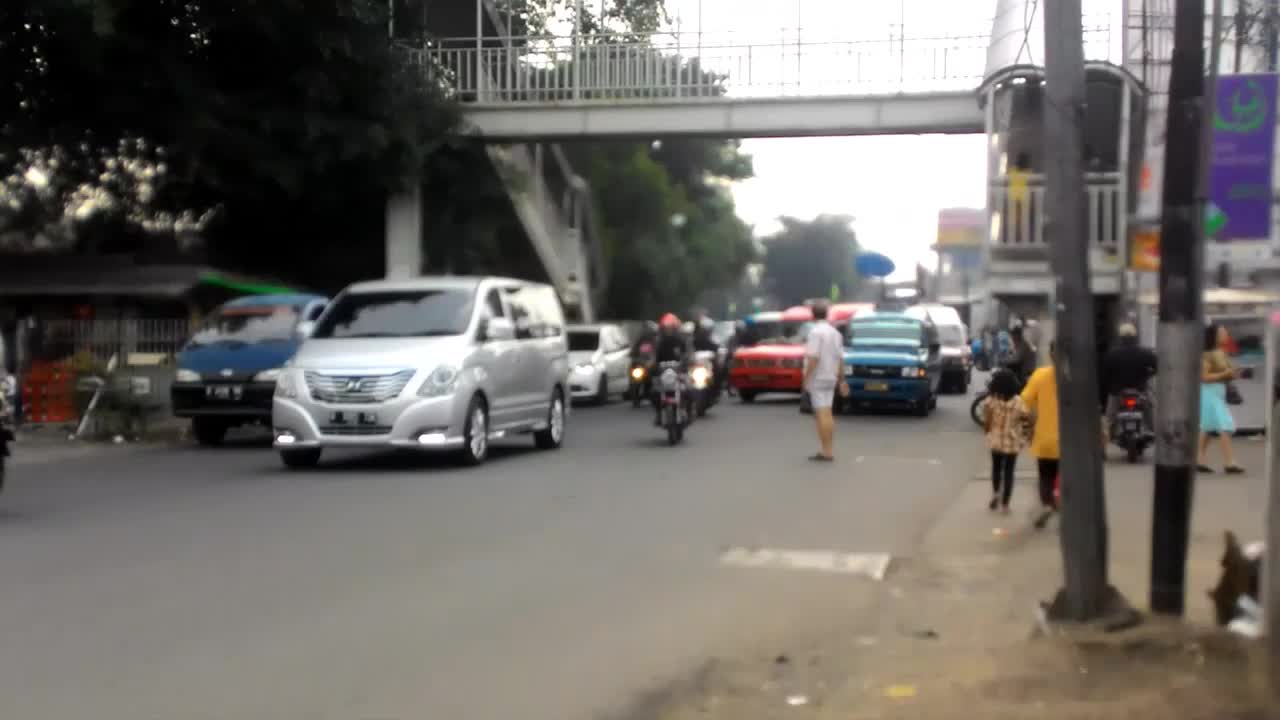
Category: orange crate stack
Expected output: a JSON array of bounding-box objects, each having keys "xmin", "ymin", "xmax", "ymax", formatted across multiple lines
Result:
[{"xmin": 21, "ymin": 360, "xmax": 76, "ymax": 424}]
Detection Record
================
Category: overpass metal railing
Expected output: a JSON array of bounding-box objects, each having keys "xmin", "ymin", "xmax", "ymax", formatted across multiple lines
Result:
[
  {"xmin": 418, "ymin": 31, "xmax": 993, "ymax": 104},
  {"xmin": 989, "ymin": 172, "xmax": 1123, "ymax": 251}
]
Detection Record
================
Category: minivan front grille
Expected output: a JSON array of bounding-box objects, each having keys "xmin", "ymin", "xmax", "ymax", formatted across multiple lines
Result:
[
  {"xmin": 304, "ymin": 370, "xmax": 415, "ymax": 404},
  {"xmin": 319, "ymin": 425, "xmax": 393, "ymax": 436}
]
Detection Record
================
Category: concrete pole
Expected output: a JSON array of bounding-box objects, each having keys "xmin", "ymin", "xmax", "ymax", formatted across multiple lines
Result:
[
  {"xmin": 1043, "ymin": 0, "xmax": 1112, "ymax": 621},
  {"xmin": 1149, "ymin": 0, "xmax": 1217, "ymax": 616},
  {"xmin": 1266, "ymin": 309, "xmax": 1280, "ymax": 701},
  {"xmin": 385, "ymin": 185, "xmax": 423, "ymax": 279}
]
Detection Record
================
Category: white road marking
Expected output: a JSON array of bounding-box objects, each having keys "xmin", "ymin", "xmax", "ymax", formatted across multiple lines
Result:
[
  {"xmin": 854, "ymin": 455, "xmax": 941, "ymax": 465},
  {"xmin": 719, "ymin": 547, "xmax": 891, "ymax": 581}
]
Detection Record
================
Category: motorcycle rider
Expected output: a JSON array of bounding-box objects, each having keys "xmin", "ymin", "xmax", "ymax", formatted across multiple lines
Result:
[
  {"xmin": 0, "ymin": 370, "xmax": 13, "ymax": 489},
  {"xmin": 653, "ymin": 313, "xmax": 692, "ymax": 425},
  {"xmin": 1101, "ymin": 322, "xmax": 1157, "ymax": 432},
  {"xmin": 1007, "ymin": 325, "xmax": 1037, "ymax": 384}
]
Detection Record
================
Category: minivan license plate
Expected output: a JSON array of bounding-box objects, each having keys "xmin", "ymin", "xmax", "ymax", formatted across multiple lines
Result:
[
  {"xmin": 330, "ymin": 411, "xmax": 378, "ymax": 425},
  {"xmin": 865, "ymin": 382, "xmax": 889, "ymax": 392}
]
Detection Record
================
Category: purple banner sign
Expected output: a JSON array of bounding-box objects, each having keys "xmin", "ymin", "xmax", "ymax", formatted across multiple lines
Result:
[{"xmin": 1209, "ymin": 73, "xmax": 1278, "ymax": 240}]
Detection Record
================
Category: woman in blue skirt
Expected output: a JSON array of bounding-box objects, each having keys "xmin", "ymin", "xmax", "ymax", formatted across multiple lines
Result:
[{"xmin": 1198, "ymin": 323, "xmax": 1243, "ymax": 474}]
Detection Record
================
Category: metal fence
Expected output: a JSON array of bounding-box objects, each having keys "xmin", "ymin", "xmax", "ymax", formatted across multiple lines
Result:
[
  {"xmin": 37, "ymin": 318, "xmax": 191, "ymax": 368},
  {"xmin": 419, "ymin": 32, "xmax": 993, "ymax": 103}
]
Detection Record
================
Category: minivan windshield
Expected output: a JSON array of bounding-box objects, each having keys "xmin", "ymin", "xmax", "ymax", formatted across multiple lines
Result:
[
  {"xmin": 568, "ymin": 331, "xmax": 599, "ymax": 352},
  {"xmin": 312, "ymin": 289, "xmax": 474, "ymax": 339},
  {"xmin": 187, "ymin": 304, "xmax": 301, "ymax": 349}
]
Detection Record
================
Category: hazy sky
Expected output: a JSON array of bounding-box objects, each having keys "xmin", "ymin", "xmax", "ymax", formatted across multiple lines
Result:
[{"xmin": 656, "ymin": 0, "xmax": 1119, "ymax": 278}]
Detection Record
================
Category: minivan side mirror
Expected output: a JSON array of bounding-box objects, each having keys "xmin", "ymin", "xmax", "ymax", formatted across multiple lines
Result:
[
  {"xmin": 485, "ymin": 317, "xmax": 515, "ymax": 341},
  {"xmin": 296, "ymin": 321, "xmax": 316, "ymax": 339}
]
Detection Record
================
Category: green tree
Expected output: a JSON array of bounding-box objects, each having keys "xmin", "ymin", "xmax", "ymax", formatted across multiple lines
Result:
[{"xmin": 762, "ymin": 215, "xmax": 861, "ymax": 307}]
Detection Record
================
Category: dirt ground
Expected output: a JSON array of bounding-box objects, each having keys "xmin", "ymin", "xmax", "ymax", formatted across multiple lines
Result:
[{"xmin": 633, "ymin": 452, "xmax": 1277, "ymax": 720}]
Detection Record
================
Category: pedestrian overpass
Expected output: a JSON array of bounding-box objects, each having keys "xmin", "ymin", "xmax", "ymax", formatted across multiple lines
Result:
[
  {"xmin": 393, "ymin": 1, "xmax": 1103, "ymax": 322},
  {"xmin": 419, "ymin": 30, "xmax": 990, "ymax": 139}
]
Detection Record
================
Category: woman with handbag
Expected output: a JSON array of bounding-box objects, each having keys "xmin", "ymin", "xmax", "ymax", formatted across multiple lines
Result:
[{"xmin": 1198, "ymin": 323, "xmax": 1244, "ymax": 474}]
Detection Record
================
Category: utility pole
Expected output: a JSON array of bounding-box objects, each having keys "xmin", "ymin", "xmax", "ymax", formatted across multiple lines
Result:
[
  {"xmin": 1150, "ymin": 0, "xmax": 1218, "ymax": 616},
  {"xmin": 1043, "ymin": 0, "xmax": 1111, "ymax": 621}
]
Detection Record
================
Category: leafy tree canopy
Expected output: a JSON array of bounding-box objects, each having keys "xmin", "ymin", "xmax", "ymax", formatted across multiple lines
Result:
[{"xmin": 762, "ymin": 215, "xmax": 861, "ymax": 308}]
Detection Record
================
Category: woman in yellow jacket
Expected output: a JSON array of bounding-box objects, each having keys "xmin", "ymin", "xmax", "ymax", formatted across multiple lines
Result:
[{"xmin": 1021, "ymin": 342, "xmax": 1059, "ymax": 530}]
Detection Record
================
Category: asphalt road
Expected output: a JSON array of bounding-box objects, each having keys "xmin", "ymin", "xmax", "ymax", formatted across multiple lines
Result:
[{"xmin": 0, "ymin": 391, "xmax": 980, "ymax": 720}]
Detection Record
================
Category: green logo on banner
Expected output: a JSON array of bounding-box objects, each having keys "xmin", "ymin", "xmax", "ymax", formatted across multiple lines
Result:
[
  {"xmin": 1206, "ymin": 202, "xmax": 1228, "ymax": 236},
  {"xmin": 1215, "ymin": 79, "xmax": 1270, "ymax": 133}
]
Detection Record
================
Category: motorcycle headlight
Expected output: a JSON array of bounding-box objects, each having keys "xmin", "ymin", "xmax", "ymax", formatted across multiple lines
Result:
[
  {"xmin": 631, "ymin": 366, "xmax": 646, "ymax": 380},
  {"xmin": 660, "ymin": 368, "xmax": 679, "ymax": 389},
  {"xmin": 175, "ymin": 369, "xmax": 201, "ymax": 383},
  {"xmin": 418, "ymin": 365, "xmax": 460, "ymax": 397},
  {"xmin": 690, "ymin": 366, "xmax": 710, "ymax": 388},
  {"xmin": 254, "ymin": 368, "xmax": 282, "ymax": 383},
  {"xmin": 274, "ymin": 371, "xmax": 298, "ymax": 398}
]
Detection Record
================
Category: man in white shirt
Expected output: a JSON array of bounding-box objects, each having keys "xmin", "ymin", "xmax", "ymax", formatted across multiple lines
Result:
[{"xmin": 803, "ymin": 300, "xmax": 848, "ymax": 461}]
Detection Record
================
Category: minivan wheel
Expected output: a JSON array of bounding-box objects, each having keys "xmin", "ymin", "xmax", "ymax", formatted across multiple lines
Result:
[
  {"xmin": 280, "ymin": 448, "xmax": 321, "ymax": 469},
  {"xmin": 535, "ymin": 390, "xmax": 565, "ymax": 450},
  {"xmin": 461, "ymin": 396, "xmax": 490, "ymax": 466},
  {"xmin": 193, "ymin": 418, "xmax": 227, "ymax": 447},
  {"xmin": 595, "ymin": 376, "xmax": 609, "ymax": 405}
]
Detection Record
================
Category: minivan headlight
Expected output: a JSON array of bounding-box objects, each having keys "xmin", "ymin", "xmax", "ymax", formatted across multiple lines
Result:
[
  {"xmin": 418, "ymin": 365, "xmax": 460, "ymax": 397},
  {"xmin": 900, "ymin": 366, "xmax": 926, "ymax": 378},
  {"xmin": 254, "ymin": 368, "xmax": 282, "ymax": 383},
  {"xmin": 274, "ymin": 372, "xmax": 298, "ymax": 398},
  {"xmin": 175, "ymin": 369, "xmax": 200, "ymax": 383}
]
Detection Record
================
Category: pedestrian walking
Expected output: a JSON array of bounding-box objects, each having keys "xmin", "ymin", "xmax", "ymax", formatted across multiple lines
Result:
[
  {"xmin": 802, "ymin": 300, "xmax": 847, "ymax": 462},
  {"xmin": 1020, "ymin": 342, "xmax": 1060, "ymax": 529},
  {"xmin": 980, "ymin": 368, "xmax": 1029, "ymax": 514},
  {"xmin": 1198, "ymin": 323, "xmax": 1244, "ymax": 474}
]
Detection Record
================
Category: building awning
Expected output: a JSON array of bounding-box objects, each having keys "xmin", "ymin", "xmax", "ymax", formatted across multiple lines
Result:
[{"xmin": 0, "ymin": 256, "xmax": 299, "ymax": 299}]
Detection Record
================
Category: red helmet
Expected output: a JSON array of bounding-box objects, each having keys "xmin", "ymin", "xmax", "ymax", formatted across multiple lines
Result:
[{"xmin": 659, "ymin": 313, "xmax": 681, "ymax": 329}]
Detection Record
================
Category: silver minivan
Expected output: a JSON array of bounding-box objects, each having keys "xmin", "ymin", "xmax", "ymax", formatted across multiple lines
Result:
[{"xmin": 272, "ymin": 276, "xmax": 570, "ymax": 468}]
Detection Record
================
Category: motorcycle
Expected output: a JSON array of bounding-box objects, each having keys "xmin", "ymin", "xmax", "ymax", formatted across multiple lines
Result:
[
  {"xmin": 689, "ymin": 350, "xmax": 720, "ymax": 417},
  {"xmin": 655, "ymin": 361, "xmax": 692, "ymax": 445},
  {"xmin": 629, "ymin": 344, "xmax": 655, "ymax": 408},
  {"xmin": 1109, "ymin": 389, "xmax": 1153, "ymax": 463}
]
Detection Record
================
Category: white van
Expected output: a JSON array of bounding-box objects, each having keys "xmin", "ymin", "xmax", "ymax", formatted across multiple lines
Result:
[
  {"xmin": 906, "ymin": 304, "xmax": 971, "ymax": 393},
  {"xmin": 272, "ymin": 276, "xmax": 570, "ymax": 468}
]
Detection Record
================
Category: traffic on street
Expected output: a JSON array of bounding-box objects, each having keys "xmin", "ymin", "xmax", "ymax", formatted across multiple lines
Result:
[{"xmin": 0, "ymin": 374, "xmax": 980, "ymax": 720}]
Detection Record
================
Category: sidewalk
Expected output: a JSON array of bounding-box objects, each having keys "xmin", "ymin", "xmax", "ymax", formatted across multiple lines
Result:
[
  {"xmin": 7, "ymin": 419, "xmax": 189, "ymax": 467},
  {"xmin": 650, "ymin": 440, "xmax": 1274, "ymax": 719}
]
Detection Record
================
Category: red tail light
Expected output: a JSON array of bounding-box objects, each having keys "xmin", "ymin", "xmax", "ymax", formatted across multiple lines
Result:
[{"xmin": 1123, "ymin": 397, "xmax": 1138, "ymax": 409}]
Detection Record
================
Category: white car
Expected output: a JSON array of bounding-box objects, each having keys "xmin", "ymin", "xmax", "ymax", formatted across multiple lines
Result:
[{"xmin": 566, "ymin": 323, "xmax": 631, "ymax": 404}]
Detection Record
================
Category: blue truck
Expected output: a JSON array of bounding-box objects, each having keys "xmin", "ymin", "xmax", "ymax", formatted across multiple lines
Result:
[
  {"xmin": 842, "ymin": 313, "xmax": 943, "ymax": 416},
  {"xmin": 171, "ymin": 294, "xmax": 329, "ymax": 445}
]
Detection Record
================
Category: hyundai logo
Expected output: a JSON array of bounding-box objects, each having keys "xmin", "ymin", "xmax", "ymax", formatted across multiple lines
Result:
[{"xmin": 344, "ymin": 379, "xmax": 366, "ymax": 393}]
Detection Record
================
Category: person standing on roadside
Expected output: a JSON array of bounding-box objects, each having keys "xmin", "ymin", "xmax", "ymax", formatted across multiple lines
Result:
[
  {"xmin": 1199, "ymin": 323, "xmax": 1244, "ymax": 474},
  {"xmin": 1021, "ymin": 342, "xmax": 1060, "ymax": 529},
  {"xmin": 802, "ymin": 300, "xmax": 847, "ymax": 462}
]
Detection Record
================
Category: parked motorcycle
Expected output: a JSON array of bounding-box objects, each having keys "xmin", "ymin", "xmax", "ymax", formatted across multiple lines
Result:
[
  {"xmin": 1109, "ymin": 389, "xmax": 1153, "ymax": 463},
  {"xmin": 655, "ymin": 361, "xmax": 692, "ymax": 445},
  {"xmin": 689, "ymin": 350, "xmax": 720, "ymax": 417}
]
